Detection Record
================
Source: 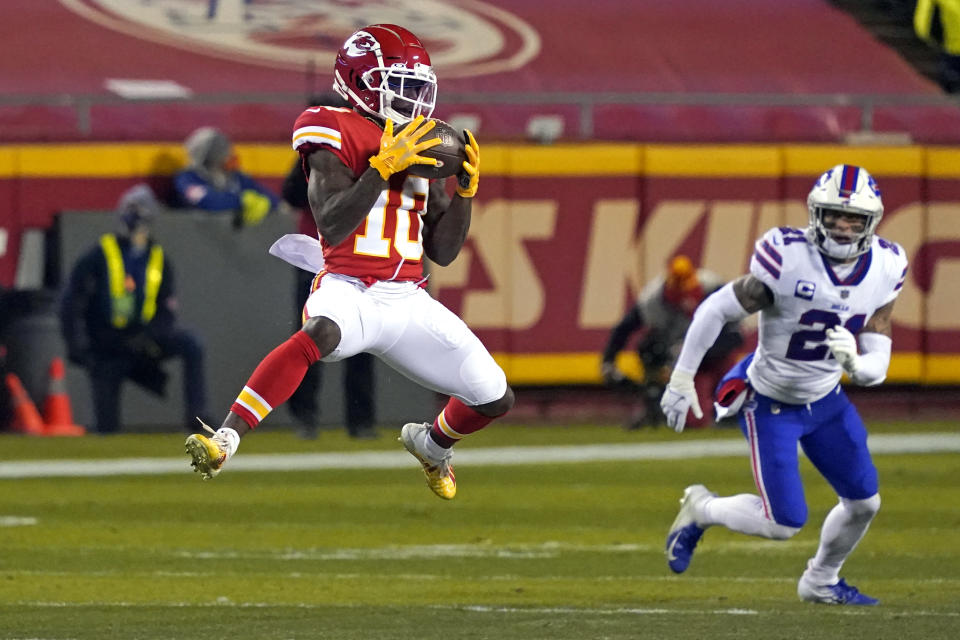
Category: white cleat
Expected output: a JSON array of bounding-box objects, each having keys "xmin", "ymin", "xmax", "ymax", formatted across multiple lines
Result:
[
  {"xmin": 798, "ymin": 576, "xmax": 879, "ymax": 605},
  {"xmin": 798, "ymin": 560, "xmax": 879, "ymax": 605},
  {"xmin": 665, "ymin": 484, "xmax": 715, "ymax": 573},
  {"xmin": 399, "ymin": 422, "xmax": 456, "ymax": 500}
]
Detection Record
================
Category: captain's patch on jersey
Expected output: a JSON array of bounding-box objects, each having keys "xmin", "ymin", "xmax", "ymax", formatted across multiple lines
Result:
[{"xmin": 794, "ymin": 280, "xmax": 816, "ymax": 300}]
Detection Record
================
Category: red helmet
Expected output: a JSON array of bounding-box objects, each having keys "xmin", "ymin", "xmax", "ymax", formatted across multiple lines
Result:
[{"xmin": 332, "ymin": 24, "xmax": 437, "ymax": 125}]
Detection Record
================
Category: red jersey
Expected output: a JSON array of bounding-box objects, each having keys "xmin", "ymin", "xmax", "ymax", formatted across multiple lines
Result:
[{"xmin": 291, "ymin": 106, "xmax": 430, "ymax": 282}]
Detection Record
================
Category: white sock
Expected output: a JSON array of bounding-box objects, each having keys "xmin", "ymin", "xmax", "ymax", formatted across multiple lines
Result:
[
  {"xmin": 701, "ymin": 493, "xmax": 800, "ymax": 539},
  {"xmin": 422, "ymin": 429, "xmax": 451, "ymax": 462},
  {"xmin": 803, "ymin": 495, "xmax": 880, "ymax": 585},
  {"xmin": 700, "ymin": 493, "xmax": 765, "ymax": 532},
  {"xmin": 216, "ymin": 427, "xmax": 241, "ymax": 459}
]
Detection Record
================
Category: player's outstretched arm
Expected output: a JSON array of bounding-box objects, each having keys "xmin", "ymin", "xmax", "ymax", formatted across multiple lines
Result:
[{"xmin": 661, "ymin": 275, "xmax": 765, "ymax": 432}]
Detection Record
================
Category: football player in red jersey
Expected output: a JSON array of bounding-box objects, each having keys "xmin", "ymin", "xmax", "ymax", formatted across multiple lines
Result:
[{"xmin": 185, "ymin": 24, "xmax": 513, "ymax": 499}]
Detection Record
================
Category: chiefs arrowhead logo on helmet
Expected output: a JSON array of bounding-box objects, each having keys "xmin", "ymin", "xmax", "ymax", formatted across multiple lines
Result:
[{"xmin": 344, "ymin": 32, "xmax": 378, "ymax": 57}]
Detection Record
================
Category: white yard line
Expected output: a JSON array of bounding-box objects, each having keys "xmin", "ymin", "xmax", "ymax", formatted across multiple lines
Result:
[
  {"xmin": 0, "ymin": 433, "xmax": 958, "ymax": 479},
  {"xmin": 7, "ymin": 600, "xmax": 959, "ymax": 617}
]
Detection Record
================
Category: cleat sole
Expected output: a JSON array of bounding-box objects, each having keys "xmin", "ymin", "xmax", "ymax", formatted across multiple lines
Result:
[{"xmin": 184, "ymin": 435, "xmax": 222, "ymax": 480}]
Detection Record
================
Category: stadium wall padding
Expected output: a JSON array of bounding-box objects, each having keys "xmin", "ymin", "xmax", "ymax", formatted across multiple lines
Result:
[
  {"xmin": 2, "ymin": 143, "xmax": 960, "ymax": 385},
  {"xmin": 50, "ymin": 212, "xmax": 437, "ymax": 430}
]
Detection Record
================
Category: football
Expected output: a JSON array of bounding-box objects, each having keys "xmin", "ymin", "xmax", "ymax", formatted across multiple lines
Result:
[{"xmin": 407, "ymin": 119, "xmax": 466, "ymax": 180}]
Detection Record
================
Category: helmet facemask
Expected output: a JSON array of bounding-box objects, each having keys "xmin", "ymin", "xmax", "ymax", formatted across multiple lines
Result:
[
  {"xmin": 808, "ymin": 206, "xmax": 880, "ymax": 261},
  {"xmin": 805, "ymin": 164, "xmax": 884, "ymax": 261},
  {"xmin": 362, "ymin": 63, "xmax": 436, "ymax": 124}
]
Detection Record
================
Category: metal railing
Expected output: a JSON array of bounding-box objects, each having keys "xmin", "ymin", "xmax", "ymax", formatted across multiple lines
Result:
[{"xmin": 3, "ymin": 91, "xmax": 960, "ymax": 138}]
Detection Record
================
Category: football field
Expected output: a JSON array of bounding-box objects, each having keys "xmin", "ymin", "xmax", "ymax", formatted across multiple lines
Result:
[{"xmin": 1, "ymin": 422, "xmax": 958, "ymax": 639}]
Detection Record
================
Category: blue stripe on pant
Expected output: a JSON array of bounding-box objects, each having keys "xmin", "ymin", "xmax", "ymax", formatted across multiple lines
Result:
[{"xmin": 738, "ymin": 386, "xmax": 878, "ymax": 528}]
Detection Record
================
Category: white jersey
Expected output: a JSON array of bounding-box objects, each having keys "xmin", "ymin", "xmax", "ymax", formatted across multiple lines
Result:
[{"xmin": 746, "ymin": 226, "xmax": 908, "ymax": 404}]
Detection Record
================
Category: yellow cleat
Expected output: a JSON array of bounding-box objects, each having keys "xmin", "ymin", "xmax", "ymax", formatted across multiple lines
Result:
[
  {"xmin": 399, "ymin": 422, "xmax": 456, "ymax": 500},
  {"xmin": 185, "ymin": 421, "xmax": 228, "ymax": 480}
]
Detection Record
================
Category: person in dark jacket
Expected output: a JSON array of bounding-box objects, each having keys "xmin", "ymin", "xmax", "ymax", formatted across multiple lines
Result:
[
  {"xmin": 172, "ymin": 127, "xmax": 280, "ymax": 227},
  {"xmin": 601, "ymin": 255, "xmax": 744, "ymax": 429},
  {"xmin": 60, "ymin": 184, "xmax": 209, "ymax": 433}
]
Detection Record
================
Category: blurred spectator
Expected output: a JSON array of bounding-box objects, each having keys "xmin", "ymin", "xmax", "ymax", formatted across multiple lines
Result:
[
  {"xmin": 59, "ymin": 184, "xmax": 210, "ymax": 434},
  {"xmin": 172, "ymin": 127, "xmax": 280, "ymax": 227},
  {"xmin": 281, "ymin": 93, "xmax": 378, "ymax": 440},
  {"xmin": 915, "ymin": 0, "xmax": 960, "ymax": 92},
  {"xmin": 601, "ymin": 255, "xmax": 744, "ymax": 429}
]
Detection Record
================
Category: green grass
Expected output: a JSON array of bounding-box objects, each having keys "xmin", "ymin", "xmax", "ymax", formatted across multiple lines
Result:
[{"xmin": 0, "ymin": 422, "xmax": 958, "ymax": 639}]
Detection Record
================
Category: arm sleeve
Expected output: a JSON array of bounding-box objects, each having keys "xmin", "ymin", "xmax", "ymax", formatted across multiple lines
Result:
[
  {"xmin": 601, "ymin": 305, "xmax": 644, "ymax": 363},
  {"xmin": 850, "ymin": 331, "xmax": 891, "ymax": 386},
  {"xmin": 673, "ymin": 282, "xmax": 751, "ymax": 375},
  {"xmin": 882, "ymin": 242, "xmax": 909, "ymax": 306}
]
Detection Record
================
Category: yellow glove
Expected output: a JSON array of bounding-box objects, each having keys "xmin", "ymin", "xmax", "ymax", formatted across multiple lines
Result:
[
  {"xmin": 456, "ymin": 129, "xmax": 480, "ymax": 198},
  {"xmin": 240, "ymin": 189, "xmax": 271, "ymax": 226},
  {"xmin": 368, "ymin": 115, "xmax": 441, "ymax": 181}
]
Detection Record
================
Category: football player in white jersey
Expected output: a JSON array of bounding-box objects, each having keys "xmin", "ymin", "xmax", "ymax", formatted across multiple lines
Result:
[{"xmin": 660, "ymin": 164, "xmax": 908, "ymax": 605}]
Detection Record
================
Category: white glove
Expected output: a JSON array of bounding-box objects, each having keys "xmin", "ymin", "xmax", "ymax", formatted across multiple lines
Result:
[
  {"xmin": 660, "ymin": 369, "xmax": 703, "ymax": 433},
  {"xmin": 825, "ymin": 326, "xmax": 859, "ymax": 375}
]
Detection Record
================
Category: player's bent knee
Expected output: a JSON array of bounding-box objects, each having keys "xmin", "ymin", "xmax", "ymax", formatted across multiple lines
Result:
[
  {"xmin": 457, "ymin": 350, "xmax": 509, "ymax": 407},
  {"xmin": 490, "ymin": 386, "xmax": 515, "ymax": 415},
  {"xmin": 841, "ymin": 493, "xmax": 881, "ymax": 521},
  {"xmin": 473, "ymin": 386, "xmax": 514, "ymax": 417},
  {"xmin": 301, "ymin": 316, "xmax": 341, "ymax": 355}
]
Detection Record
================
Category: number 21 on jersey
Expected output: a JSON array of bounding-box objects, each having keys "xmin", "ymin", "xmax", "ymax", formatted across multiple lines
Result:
[{"xmin": 786, "ymin": 310, "xmax": 866, "ymax": 361}]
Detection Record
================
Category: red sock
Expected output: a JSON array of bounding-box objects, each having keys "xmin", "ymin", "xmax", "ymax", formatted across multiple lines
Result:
[
  {"xmin": 430, "ymin": 397, "xmax": 500, "ymax": 448},
  {"xmin": 231, "ymin": 331, "xmax": 321, "ymax": 428}
]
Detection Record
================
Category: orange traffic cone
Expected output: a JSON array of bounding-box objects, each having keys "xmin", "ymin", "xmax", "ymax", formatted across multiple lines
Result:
[
  {"xmin": 41, "ymin": 357, "xmax": 85, "ymax": 436},
  {"xmin": 5, "ymin": 372, "xmax": 46, "ymax": 435}
]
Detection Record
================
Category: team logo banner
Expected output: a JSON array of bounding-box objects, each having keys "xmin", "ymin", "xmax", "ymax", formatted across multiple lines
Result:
[{"xmin": 62, "ymin": 0, "xmax": 540, "ymax": 76}]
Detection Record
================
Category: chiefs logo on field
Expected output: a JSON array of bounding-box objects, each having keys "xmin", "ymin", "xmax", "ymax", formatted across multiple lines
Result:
[{"xmin": 61, "ymin": 0, "xmax": 540, "ymax": 77}]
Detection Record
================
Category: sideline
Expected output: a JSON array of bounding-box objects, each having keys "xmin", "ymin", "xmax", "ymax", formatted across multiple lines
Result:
[{"xmin": 0, "ymin": 433, "xmax": 957, "ymax": 479}]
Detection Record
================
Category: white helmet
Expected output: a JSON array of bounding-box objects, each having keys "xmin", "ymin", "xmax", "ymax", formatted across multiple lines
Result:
[{"xmin": 806, "ymin": 164, "xmax": 884, "ymax": 260}]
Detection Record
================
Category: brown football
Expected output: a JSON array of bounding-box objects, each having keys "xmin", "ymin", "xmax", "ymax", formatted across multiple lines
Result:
[{"xmin": 407, "ymin": 119, "xmax": 466, "ymax": 180}]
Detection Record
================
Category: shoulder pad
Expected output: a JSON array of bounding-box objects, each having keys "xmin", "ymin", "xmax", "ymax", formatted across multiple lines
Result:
[
  {"xmin": 873, "ymin": 235, "xmax": 909, "ymax": 292},
  {"xmin": 292, "ymin": 106, "xmax": 349, "ymax": 152},
  {"xmin": 751, "ymin": 228, "xmax": 786, "ymax": 282}
]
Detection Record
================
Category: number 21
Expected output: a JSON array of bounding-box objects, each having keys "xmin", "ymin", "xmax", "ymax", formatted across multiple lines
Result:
[{"xmin": 785, "ymin": 310, "xmax": 866, "ymax": 361}]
